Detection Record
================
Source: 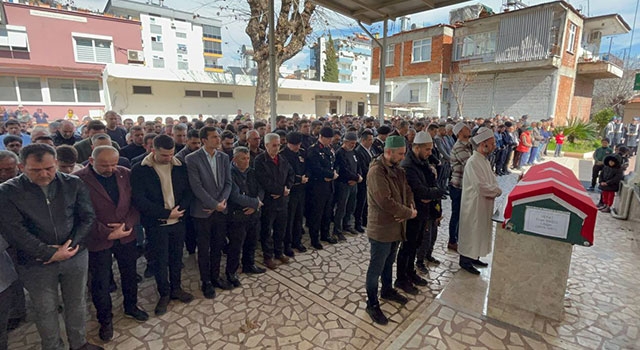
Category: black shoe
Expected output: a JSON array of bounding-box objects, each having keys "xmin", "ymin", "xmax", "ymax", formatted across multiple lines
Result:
[
  {"xmin": 416, "ymin": 263, "xmax": 429, "ymax": 274},
  {"xmin": 284, "ymin": 248, "xmax": 295, "ymax": 257},
  {"xmin": 226, "ymin": 273, "xmax": 241, "ymax": 288},
  {"xmin": 354, "ymin": 226, "xmax": 365, "ymax": 234},
  {"xmin": 311, "ymin": 242, "xmax": 324, "ymax": 250},
  {"xmin": 335, "ymin": 232, "xmax": 347, "ymax": 241},
  {"xmin": 109, "ymin": 280, "xmax": 117, "ymax": 293},
  {"xmin": 366, "ymin": 305, "xmax": 388, "ymax": 325},
  {"xmin": 460, "ymin": 263, "xmax": 480, "ymax": 275},
  {"xmin": 170, "ymin": 289, "xmax": 194, "ymax": 303},
  {"xmin": 293, "ymin": 244, "xmax": 307, "ymax": 253},
  {"xmin": 155, "ymin": 296, "xmax": 170, "ymax": 316},
  {"xmin": 6, "ymin": 317, "xmax": 23, "ymax": 331},
  {"xmin": 409, "ymin": 274, "xmax": 429, "ymax": 286},
  {"xmin": 201, "ymin": 282, "xmax": 216, "ymax": 299},
  {"xmin": 321, "ymin": 236, "xmax": 338, "ymax": 244},
  {"xmin": 124, "ymin": 306, "xmax": 149, "ymax": 322},
  {"xmin": 426, "ymin": 256, "xmax": 441, "ymax": 265},
  {"xmin": 345, "ymin": 227, "xmax": 359, "ymax": 235},
  {"xmin": 136, "ymin": 274, "xmax": 143, "ymax": 283},
  {"xmin": 394, "ymin": 280, "xmax": 419, "ymax": 295},
  {"xmin": 472, "ymin": 259, "xmax": 488, "ymax": 267},
  {"xmin": 380, "ymin": 289, "xmax": 409, "ymax": 305},
  {"xmin": 212, "ymin": 277, "xmax": 234, "ymax": 290},
  {"xmin": 99, "ymin": 321, "xmax": 113, "ymax": 342},
  {"xmin": 242, "ymin": 265, "xmax": 266, "ymax": 274},
  {"xmin": 144, "ymin": 266, "xmax": 154, "ymax": 279}
]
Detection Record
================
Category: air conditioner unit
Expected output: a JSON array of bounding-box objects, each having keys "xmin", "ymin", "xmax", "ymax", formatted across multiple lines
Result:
[
  {"xmin": 127, "ymin": 49, "xmax": 144, "ymax": 63},
  {"xmin": 589, "ymin": 31, "xmax": 602, "ymax": 42}
]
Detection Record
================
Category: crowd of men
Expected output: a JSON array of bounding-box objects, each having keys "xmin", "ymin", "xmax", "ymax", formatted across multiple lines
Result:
[{"xmin": 0, "ymin": 108, "xmax": 637, "ymax": 348}]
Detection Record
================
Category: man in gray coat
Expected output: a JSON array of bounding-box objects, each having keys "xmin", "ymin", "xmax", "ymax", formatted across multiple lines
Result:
[{"xmin": 185, "ymin": 127, "xmax": 233, "ymax": 299}]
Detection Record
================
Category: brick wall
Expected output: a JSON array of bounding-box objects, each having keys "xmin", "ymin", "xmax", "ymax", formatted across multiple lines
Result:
[
  {"xmin": 555, "ymin": 75, "xmax": 575, "ymax": 125},
  {"xmin": 570, "ymin": 77, "xmax": 594, "ymax": 122},
  {"xmin": 372, "ymin": 34, "xmax": 452, "ymax": 79},
  {"xmin": 561, "ymin": 20, "xmax": 579, "ymax": 69}
]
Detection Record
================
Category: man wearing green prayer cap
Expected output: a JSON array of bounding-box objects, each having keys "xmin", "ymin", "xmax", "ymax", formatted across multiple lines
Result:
[{"xmin": 364, "ymin": 135, "xmax": 417, "ymax": 325}]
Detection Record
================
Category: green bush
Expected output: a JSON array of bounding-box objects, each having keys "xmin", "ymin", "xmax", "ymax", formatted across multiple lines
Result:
[
  {"xmin": 556, "ymin": 117, "xmax": 598, "ymax": 143},
  {"xmin": 591, "ymin": 108, "xmax": 615, "ymax": 134}
]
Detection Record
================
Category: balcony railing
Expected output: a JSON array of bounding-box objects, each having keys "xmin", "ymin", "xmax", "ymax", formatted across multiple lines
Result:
[{"xmin": 579, "ymin": 52, "xmax": 624, "ymax": 68}]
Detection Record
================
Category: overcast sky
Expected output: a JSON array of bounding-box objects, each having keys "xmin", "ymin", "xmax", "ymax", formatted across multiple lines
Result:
[{"xmin": 72, "ymin": 0, "xmax": 640, "ymax": 69}]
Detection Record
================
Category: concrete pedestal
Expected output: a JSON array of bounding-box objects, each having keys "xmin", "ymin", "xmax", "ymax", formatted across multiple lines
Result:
[{"xmin": 487, "ymin": 226, "xmax": 572, "ymax": 321}]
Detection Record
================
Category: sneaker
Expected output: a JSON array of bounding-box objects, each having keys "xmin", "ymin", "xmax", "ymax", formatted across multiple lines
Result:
[
  {"xmin": 336, "ymin": 233, "xmax": 347, "ymax": 241},
  {"xmin": 366, "ymin": 304, "xmax": 389, "ymax": 325},
  {"xmin": 98, "ymin": 322, "xmax": 113, "ymax": 342},
  {"xmin": 394, "ymin": 280, "xmax": 419, "ymax": 295},
  {"xmin": 380, "ymin": 289, "xmax": 409, "ymax": 305},
  {"xmin": 124, "ymin": 306, "xmax": 149, "ymax": 322},
  {"xmin": 201, "ymin": 282, "xmax": 216, "ymax": 299},
  {"xmin": 154, "ymin": 296, "xmax": 170, "ymax": 316},
  {"xmin": 170, "ymin": 289, "xmax": 194, "ymax": 303}
]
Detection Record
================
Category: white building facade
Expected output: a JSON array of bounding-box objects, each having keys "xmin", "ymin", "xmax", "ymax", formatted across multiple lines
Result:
[{"xmin": 311, "ymin": 34, "xmax": 372, "ymax": 85}]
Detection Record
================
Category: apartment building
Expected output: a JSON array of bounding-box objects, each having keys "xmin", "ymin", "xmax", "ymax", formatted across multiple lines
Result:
[
  {"xmin": 311, "ymin": 34, "xmax": 372, "ymax": 85},
  {"xmin": 0, "ymin": 0, "xmax": 142, "ymax": 118},
  {"xmin": 104, "ymin": 0, "xmax": 223, "ymax": 73}
]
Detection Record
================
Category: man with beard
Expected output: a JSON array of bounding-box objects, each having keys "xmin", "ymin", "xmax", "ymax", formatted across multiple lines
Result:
[{"xmin": 52, "ymin": 121, "xmax": 82, "ymax": 146}]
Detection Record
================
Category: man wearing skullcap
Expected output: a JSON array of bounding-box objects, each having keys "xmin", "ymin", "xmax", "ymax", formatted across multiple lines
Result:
[
  {"xmin": 458, "ymin": 127, "xmax": 502, "ymax": 275},
  {"xmin": 364, "ymin": 135, "xmax": 416, "ymax": 325}
]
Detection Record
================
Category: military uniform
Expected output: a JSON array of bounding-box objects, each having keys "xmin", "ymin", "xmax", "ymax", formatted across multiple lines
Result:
[
  {"xmin": 280, "ymin": 147, "xmax": 308, "ymax": 251},
  {"xmin": 306, "ymin": 142, "xmax": 337, "ymax": 247}
]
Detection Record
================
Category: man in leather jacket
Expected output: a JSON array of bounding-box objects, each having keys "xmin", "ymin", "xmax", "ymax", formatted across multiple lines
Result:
[{"xmin": 0, "ymin": 144, "xmax": 101, "ymax": 350}]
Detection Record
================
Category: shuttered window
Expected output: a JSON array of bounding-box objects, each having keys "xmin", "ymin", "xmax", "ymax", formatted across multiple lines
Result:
[{"xmin": 74, "ymin": 36, "xmax": 113, "ymax": 64}]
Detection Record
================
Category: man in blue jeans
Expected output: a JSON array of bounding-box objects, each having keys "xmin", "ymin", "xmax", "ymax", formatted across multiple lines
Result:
[
  {"xmin": 0, "ymin": 144, "xmax": 101, "ymax": 350},
  {"xmin": 448, "ymin": 122, "xmax": 472, "ymax": 251},
  {"xmin": 364, "ymin": 135, "xmax": 416, "ymax": 325}
]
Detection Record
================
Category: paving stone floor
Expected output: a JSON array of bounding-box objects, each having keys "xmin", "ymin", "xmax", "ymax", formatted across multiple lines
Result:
[{"xmin": 7, "ymin": 158, "xmax": 640, "ymax": 349}]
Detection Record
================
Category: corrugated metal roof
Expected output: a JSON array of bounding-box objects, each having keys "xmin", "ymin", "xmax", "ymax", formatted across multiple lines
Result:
[{"xmin": 311, "ymin": 0, "xmax": 472, "ymax": 24}]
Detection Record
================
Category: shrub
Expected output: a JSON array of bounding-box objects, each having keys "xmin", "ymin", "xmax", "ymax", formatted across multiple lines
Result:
[
  {"xmin": 556, "ymin": 117, "xmax": 598, "ymax": 143},
  {"xmin": 591, "ymin": 108, "xmax": 615, "ymax": 135}
]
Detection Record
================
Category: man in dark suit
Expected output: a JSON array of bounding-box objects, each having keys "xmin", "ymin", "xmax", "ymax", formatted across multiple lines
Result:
[
  {"xmin": 185, "ymin": 127, "xmax": 233, "ymax": 298},
  {"xmin": 333, "ymin": 132, "xmax": 361, "ymax": 240},
  {"xmin": 131, "ymin": 135, "xmax": 194, "ymax": 316},
  {"xmin": 279, "ymin": 132, "xmax": 308, "ymax": 253},
  {"xmin": 74, "ymin": 146, "xmax": 147, "ymax": 342},
  {"xmin": 354, "ymin": 129, "xmax": 374, "ymax": 233},
  {"xmin": 254, "ymin": 133, "xmax": 294, "ymax": 269}
]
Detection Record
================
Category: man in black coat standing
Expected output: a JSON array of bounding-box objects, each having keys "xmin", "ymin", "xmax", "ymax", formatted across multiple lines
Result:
[
  {"xmin": 255, "ymin": 133, "xmax": 294, "ymax": 270},
  {"xmin": 279, "ymin": 132, "xmax": 309, "ymax": 253},
  {"xmin": 333, "ymin": 132, "xmax": 362, "ymax": 240},
  {"xmin": 395, "ymin": 131, "xmax": 445, "ymax": 295},
  {"xmin": 354, "ymin": 129, "xmax": 374, "ymax": 233}
]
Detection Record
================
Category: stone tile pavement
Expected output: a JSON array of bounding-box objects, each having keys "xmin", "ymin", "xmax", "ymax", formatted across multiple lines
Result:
[{"xmin": 7, "ymin": 158, "xmax": 640, "ymax": 349}]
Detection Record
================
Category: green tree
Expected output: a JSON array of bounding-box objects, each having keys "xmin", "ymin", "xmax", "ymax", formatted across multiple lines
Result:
[
  {"xmin": 322, "ymin": 34, "xmax": 339, "ymax": 83},
  {"xmin": 591, "ymin": 108, "xmax": 615, "ymax": 135}
]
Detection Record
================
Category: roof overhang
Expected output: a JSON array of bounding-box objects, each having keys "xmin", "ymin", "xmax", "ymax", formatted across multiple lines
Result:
[
  {"xmin": 311, "ymin": 0, "xmax": 471, "ymax": 24},
  {"xmin": 584, "ymin": 14, "xmax": 631, "ymax": 37}
]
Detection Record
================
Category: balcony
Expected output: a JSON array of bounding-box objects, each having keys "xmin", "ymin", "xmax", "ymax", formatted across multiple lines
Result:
[{"xmin": 577, "ymin": 52, "xmax": 624, "ymax": 79}]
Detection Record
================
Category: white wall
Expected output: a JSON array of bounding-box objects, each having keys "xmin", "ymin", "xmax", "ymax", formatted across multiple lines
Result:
[
  {"xmin": 107, "ymin": 78, "xmax": 372, "ymax": 120},
  {"xmin": 141, "ymin": 14, "xmax": 205, "ymax": 72}
]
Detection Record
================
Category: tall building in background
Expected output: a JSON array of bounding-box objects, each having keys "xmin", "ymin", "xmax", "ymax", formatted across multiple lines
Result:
[
  {"xmin": 310, "ymin": 34, "xmax": 372, "ymax": 85},
  {"xmin": 104, "ymin": 0, "xmax": 223, "ymax": 72}
]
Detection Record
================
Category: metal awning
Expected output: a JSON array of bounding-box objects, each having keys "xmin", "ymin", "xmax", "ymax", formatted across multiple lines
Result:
[{"xmin": 311, "ymin": 0, "xmax": 471, "ymax": 24}]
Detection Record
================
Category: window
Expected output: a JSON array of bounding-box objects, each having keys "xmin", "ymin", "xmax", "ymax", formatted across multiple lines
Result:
[
  {"xmin": 567, "ymin": 23, "xmax": 577, "ymax": 54},
  {"xmin": 133, "ymin": 86, "xmax": 152, "ymax": 94},
  {"xmin": 151, "ymin": 35, "xmax": 163, "ymax": 51},
  {"xmin": 76, "ymin": 80, "xmax": 100, "ymax": 102},
  {"xmin": 0, "ymin": 26, "xmax": 29, "ymax": 52},
  {"xmin": 185, "ymin": 90, "xmax": 201, "ymax": 97},
  {"xmin": 73, "ymin": 35, "xmax": 113, "ymax": 64},
  {"xmin": 202, "ymin": 90, "xmax": 218, "ymax": 98},
  {"xmin": 176, "ymin": 32, "xmax": 187, "ymax": 39},
  {"xmin": 152, "ymin": 56, "xmax": 164, "ymax": 68},
  {"xmin": 385, "ymin": 85, "xmax": 392, "ymax": 101},
  {"xmin": 278, "ymin": 94, "xmax": 302, "ymax": 101},
  {"xmin": 454, "ymin": 32, "xmax": 497, "ymax": 60},
  {"xmin": 17, "ymin": 77, "xmax": 42, "ymax": 102},
  {"xmin": 49, "ymin": 78, "xmax": 76, "ymax": 102},
  {"xmin": 202, "ymin": 25, "xmax": 221, "ymax": 39},
  {"xmin": 0, "ymin": 76, "xmax": 17, "ymax": 101},
  {"xmin": 385, "ymin": 44, "xmax": 394, "ymax": 66},
  {"xmin": 177, "ymin": 44, "xmax": 187, "ymax": 54},
  {"xmin": 219, "ymin": 91, "xmax": 233, "ymax": 98},
  {"xmin": 205, "ymin": 58, "xmax": 222, "ymax": 69},
  {"xmin": 412, "ymin": 39, "xmax": 431, "ymax": 63},
  {"xmin": 150, "ymin": 24, "xmax": 162, "ymax": 35},
  {"xmin": 345, "ymin": 101, "xmax": 353, "ymax": 114},
  {"xmin": 409, "ymin": 88, "xmax": 419, "ymax": 102},
  {"xmin": 204, "ymin": 40, "xmax": 222, "ymax": 54},
  {"xmin": 48, "ymin": 79, "xmax": 100, "ymax": 103},
  {"xmin": 177, "ymin": 61, "xmax": 189, "ymax": 70}
]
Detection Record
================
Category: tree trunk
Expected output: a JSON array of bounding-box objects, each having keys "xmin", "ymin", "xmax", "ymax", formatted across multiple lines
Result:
[{"xmin": 254, "ymin": 60, "xmax": 270, "ymax": 119}]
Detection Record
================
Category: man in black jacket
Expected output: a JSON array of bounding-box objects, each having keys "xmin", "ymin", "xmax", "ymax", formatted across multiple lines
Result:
[
  {"xmin": 52, "ymin": 120, "xmax": 82, "ymax": 146},
  {"xmin": 228, "ymin": 147, "xmax": 266, "ymax": 280},
  {"xmin": 333, "ymin": 132, "xmax": 362, "ymax": 240},
  {"xmin": 279, "ymin": 132, "xmax": 309, "ymax": 253},
  {"xmin": 0, "ymin": 144, "xmax": 102, "ymax": 350},
  {"xmin": 131, "ymin": 135, "xmax": 194, "ymax": 315},
  {"xmin": 396, "ymin": 132, "xmax": 445, "ymax": 295},
  {"xmin": 120, "ymin": 126, "xmax": 146, "ymax": 160},
  {"xmin": 354, "ymin": 129, "xmax": 374, "ymax": 233},
  {"xmin": 255, "ymin": 133, "xmax": 295, "ymax": 269}
]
